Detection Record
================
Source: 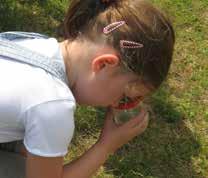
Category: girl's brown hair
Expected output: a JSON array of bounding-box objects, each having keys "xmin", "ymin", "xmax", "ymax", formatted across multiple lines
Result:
[{"xmin": 63, "ymin": 0, "xmax": 175, "ymax": 89}]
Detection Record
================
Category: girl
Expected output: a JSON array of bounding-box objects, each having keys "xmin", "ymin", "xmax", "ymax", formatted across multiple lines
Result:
[{"xmin": 0, "ymin": 0, "xmax": 175, "ymax": 178}]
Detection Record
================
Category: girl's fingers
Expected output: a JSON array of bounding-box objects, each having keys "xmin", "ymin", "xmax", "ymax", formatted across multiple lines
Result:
[
  {"xmin": 104, "ymin": 107, "xmax": 117, "ymax": 127},
  {"xmin": 104, "ymin": 107, "xmax": 113, "ymax": 120},
  {"xmin": 119, "ymin": 111, "xmax": 149, "ymax": 139},
  {"xmin": 131, "ymin": 113, "xmax": 149, "ymax": 133}
]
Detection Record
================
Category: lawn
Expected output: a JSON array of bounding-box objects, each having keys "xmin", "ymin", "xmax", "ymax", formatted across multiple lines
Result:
[{"xmin": 1, "ymin": 0, "xmax": 207, "ymax": 177}]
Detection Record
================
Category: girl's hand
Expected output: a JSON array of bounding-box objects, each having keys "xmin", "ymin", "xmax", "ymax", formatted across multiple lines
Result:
[{"xmin": 98, "ymin": 108, "xmax": 149, "ymax": 154}]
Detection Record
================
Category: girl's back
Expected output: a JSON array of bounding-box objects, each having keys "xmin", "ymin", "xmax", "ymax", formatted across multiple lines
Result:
[{"xmin": 0, "ymin": 38, "xmax": 75, "ymax": 156}]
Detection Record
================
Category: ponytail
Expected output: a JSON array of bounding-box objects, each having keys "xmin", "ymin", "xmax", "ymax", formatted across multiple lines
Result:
[{"xmin": 63, "ymin": 0, "xmax": 116, "ymax": 39}]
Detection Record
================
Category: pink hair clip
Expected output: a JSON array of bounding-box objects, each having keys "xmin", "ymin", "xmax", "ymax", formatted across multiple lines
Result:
[
  {"xmin": 103, "ymin": 21, "xmax": 126, "ymax": 34},
  {"xmin": 103, "ymin": 21, "xmax": 144, "ymax": 49},
  {"xmin": 120, "ymin": 40, "xmax": 144, "ymax": 49}
]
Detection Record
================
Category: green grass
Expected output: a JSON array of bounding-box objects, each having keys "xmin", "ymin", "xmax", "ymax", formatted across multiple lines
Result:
[{"xmin": 1, "ymin": 0, "xmax": 207, "ymax": 177}]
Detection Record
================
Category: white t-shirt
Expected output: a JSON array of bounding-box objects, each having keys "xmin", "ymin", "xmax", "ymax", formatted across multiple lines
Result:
[{"xmin": 0, "ymin": 37, "xmax": 76, "ymax": 157}]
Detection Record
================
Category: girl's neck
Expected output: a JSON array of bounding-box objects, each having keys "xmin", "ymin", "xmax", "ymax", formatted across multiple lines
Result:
[{"xmin": 59, "ymin": 40, "xmax": 77, "ymax": 90}]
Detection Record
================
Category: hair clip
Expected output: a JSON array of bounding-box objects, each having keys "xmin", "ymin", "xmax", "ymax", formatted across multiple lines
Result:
[
  {"xmin": 120, "ymin": 40, "xmax": 144, "ymax": 49},
  {"xmin": 103, "ymin": 21, "xmax": 126, "ymax": 35}
]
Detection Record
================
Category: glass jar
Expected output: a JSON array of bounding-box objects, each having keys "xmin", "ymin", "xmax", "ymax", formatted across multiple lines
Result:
[{"xmin": 113, "ymin": 103, "xmax": 144, "ymax": 124}]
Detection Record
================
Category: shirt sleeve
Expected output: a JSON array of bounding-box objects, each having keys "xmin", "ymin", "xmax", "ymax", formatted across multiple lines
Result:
[{"xmin": 23, "ymin": 100, "xmax": 76, "ymax": 157}]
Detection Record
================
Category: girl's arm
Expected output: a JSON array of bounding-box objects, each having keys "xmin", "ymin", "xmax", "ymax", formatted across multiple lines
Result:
[
  {"xmin": 26, "ymin": 142, "xmax": 108, "ymax": 178},
  {"xmin": 26, "ymin": 109, "xmax": 149, "ymax": 178}
]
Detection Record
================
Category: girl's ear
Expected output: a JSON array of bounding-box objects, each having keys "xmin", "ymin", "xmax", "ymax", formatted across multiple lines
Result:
[{"xmin": 91, "ymin": 54, "xmax": 120, "ymax": 72}]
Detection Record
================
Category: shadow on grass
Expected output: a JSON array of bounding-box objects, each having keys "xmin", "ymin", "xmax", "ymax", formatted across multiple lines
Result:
[
  {"xmin": 74, "ymin": 89, "xmax": 203, "ymax": 178},
  {"xmin": 90, "ymin": 87, "xmax": 203, "ymax": 178},
  {"xmin": 104, "ymin": 119, "xmax": 202, "ymax": 178}
]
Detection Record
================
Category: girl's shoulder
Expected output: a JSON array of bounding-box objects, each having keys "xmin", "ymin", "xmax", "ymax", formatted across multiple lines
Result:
[{"xmin": 0, "ymin": 32, "xmax": 75, "ymax": 112}]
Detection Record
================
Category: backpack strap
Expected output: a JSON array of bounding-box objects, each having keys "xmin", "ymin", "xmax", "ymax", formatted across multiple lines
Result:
[
  {"xmin": 0, "ymin": 32, "xmax": 68, "ymax": 84},
  {"xmin": 0, "ymin": 31, "xmax": 49, "ymax": 40}
]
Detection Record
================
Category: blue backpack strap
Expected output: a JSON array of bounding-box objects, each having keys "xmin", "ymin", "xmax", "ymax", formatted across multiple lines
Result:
[
  {"xmin": 0, "ymin": 31, "xmax": 49, "ymax": 40},
  {"xmin": 0, "ymin": 32, "xmax": 68, "ymax": 84}
]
